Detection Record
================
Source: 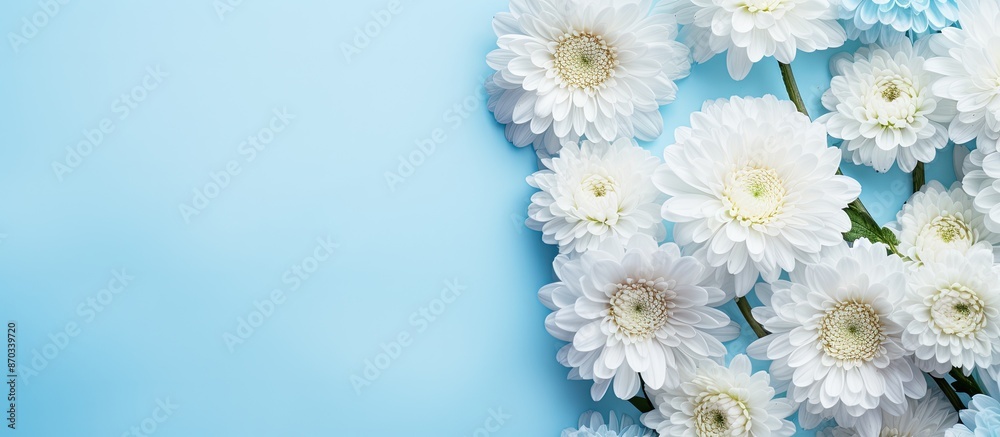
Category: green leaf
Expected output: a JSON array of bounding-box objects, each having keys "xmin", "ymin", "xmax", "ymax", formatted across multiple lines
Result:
[
  {"xmin": 843, "ymin": 207, "xmax": 881, "ymax": 243},
  {"xmin": 879, "ymin": 227, "xmax": 900, "ymax": 247},
  {"xmin": 950, "ymin": 368, "xmax": 985, "ymax": 397},
  {"xmin": 842, "ymin": 206, "xmax": 900, "ymax": 255}
]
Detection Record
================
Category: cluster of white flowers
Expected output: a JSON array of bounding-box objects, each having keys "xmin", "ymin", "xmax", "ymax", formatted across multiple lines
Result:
[{"xmin": 484, "ymin": 0, "xmax": 1000, "ymax": 435}]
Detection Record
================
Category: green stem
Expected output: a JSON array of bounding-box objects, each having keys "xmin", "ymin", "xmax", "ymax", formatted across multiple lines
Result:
[
  {"xmin": 779, "ymin": 62, "xmax": 809, "ymax": 118},
  {"xmin": 627, "ymin": 396, "xmax": 654, "ymax": 413},
  {"xmin": 628, "ymin": 375, "xmax": 655, "ymax": 413},
  {"xmin": 781, "ymin": 63, "xmax": 897, "ymax": 256},
  {"xmin": 950, "ymin": 368, "xmax": 985, "ymax": 396},
  {"xmin": 913, "ymin": 161, "xmax": 925, "ymax": 194},
  {"xmin": 736, "ymin": 297, "xmax": 769, "ymax": 338},
  {"xmin": 933, "ymin": 376, "xmax": 966, "ymax": 413}
]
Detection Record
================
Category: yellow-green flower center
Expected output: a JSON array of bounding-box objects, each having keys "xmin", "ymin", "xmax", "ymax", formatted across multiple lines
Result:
[
  {"xmin": 931, "ymin": 285, "xmax": 987, "ymax": 337},
  {"xmin": 693, "ymin": 392, "xmax": 753, "ymax": 436},
  {"xmin": 724, "ymin": 166, "xmax": 786, "ymax": 225},
  {"xmin": 609, "ymin": 279, "xmax": 669, "ymax": 340},
  {"xmin": 881, "ymin": 83, "xmax": 901, "ymax": 102},
  {"xmin": 928, "ymin": 215, "xmax": 972, "ymax": 244},
  {"xmin": 581, "ymin": 174, "xmax": 616, "ymax": 198},
  {"xmin": 870, "ymin": 75, "xmax": 918, "ymax": 128},
  {"xmin": 820, "ymin": 301, "xmax": 885, "ymax": 363},
  {"xmin": 553, "ymin": 31, "xmax": 617, "ymax": 90}
]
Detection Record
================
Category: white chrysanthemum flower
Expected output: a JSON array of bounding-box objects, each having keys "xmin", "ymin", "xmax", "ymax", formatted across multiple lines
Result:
[
  {"xmin": 888, "ymin": 181, "xmax": 1000, "ymax": 265},
  {"xmin": 898, "ymin": 246, "xmax": 1000, "ymax": 375},
  {"xmin": 657, "ymin": 0, "xmax": 846, "ymax": 80},
  {"xmin": 817, "ymin": 39, "xmax": 956, "ymax": 173},
  {"xmin": 485, "ymin": 0, "xmax": 691, "ymax": 157},
  {"xmin": 526, "ymin": 138, "xmax": 665, "ymax": 254},
  {"xmin": 747, "ymin": 240, "xmax": 927, "ymax": 436},
  {"xmin": 539, "ymin": 235, "xmax": 739, "ymax": 400},
  {"xmin": 563, "ymin": 411, "xmax": 653, "ymax": 437},
  {"xmin": 963, "ymin": 148, "xmax": 1000, "ymax": 233},
  {"xmin": 837, "ymin": 0, "xmax": 959, "ymax": 46},
  {"xmin": 925, "ymin": 0, "xmax": 1000, "ymax": 152},
  {"xmin": 653, "ymin": 96, "xmax": 862, "ymax": 295},
  {"xmin": 819, "ymin": 390, "xmax": 958, "ymax": 437},
  {"xmin": 641, "ymin": 354, "xmax": 797, "ymax": 437},
  {"xmin": 945, "ymin": 394, "xmax": 1000, "ymax": 437}
]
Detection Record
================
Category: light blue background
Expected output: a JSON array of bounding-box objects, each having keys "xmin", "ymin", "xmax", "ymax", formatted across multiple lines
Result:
[{"xmin": 0, "ymin": 1, "xmax": 959, "ymax": 436}]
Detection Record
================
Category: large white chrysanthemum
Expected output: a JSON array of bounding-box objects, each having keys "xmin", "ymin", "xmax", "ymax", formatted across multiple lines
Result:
[
  {"xmin": 526, "ymin": 138, "xmax": 665, "ymax": 254},
  {"xmin": 486, "ymin": 0, "xmax": 691, "ymax": 157},
  {"xmin": 539, "ymin": 235, "xmax": 738, "ymax": 400},
  {"xmin": 925, "ymin": 0, "xmax": 1000, "ymax": 152},
  {"xmin": 563, "ymin": 411, "xmax": 654, "ymax": 437},
  {"xmin": 653, "ymin": 96, "xmax": 861, "ymax": 296},
  {"xmin": 817, "ymin": 39, "xmax": 956, "ymax": 173},
  {"xmin": 819, "ymin": 390, "xmax": 958, "ymax": 437},
  {"xmin": 963, "ymin": 148, "xmax": 1000, "ymax": 233},
  {"xmin": 641, "ymin": 354, "xmax": 797, "ymax": 437},
  {"xmin": 747, "ymin": 240, "xmax": 927, "ymax": 436},
  {"xmin": 888, "ymin": 181, "xmax": 1000, "ymax": 265},
  {"xmin": 898, "ymin": 246, "xmax": 1000, "ymax": 375},
  {"xmin": 657, "ymin": 0, "xmax": 846, "ymax": 80}
]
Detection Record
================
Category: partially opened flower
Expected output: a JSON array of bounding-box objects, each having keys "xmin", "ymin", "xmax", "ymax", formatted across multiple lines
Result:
[
  {"xmin": 817, "ymin": 39, "xmax": 956, "ymax": 173},
  {"xmin": 539, "ymin": 235, "xmax": 738, "ymax": 400},
  {"xmin": 486, "ymin": 0, "xmax": 691, "ymax": 157},
  {"xmin": 563, "ymin": 411, "xmax": 653, "ymax": 437},
  {"xmin": 962, "ymin": 148, "xmax": 1000, "ymax": 233},
  {"xmin": 888, "ymin": 181, "xmax": 1000, "ymax": 265},
  {"xmin": 641, "ymin": 354, "xmax": 796, "ymax": 437},
  {"xmin": 820, "ymin": 390, "xmax": 958, "ymax": 436},
  {"xmin": 526, "ymin": 138, "xmax": 664, "ymax": 254},
  {"xmin": 898, "ymin": 246, "xmax": 1000, "ymax": 375},
  {"xmin": 925, "ymin": 0, "xmax": 1000, "ymax": 152},
  {"xmin": 653, "ymin": 96, "xmax": 861, "ymax": 296},
  {"xmin": 946, "ymin": 395, "xmax": 1000, "ymax": 437},
  {"xmin": 657, "ymin": 0, "xmax": 846, "ymax": 80},
  {"xmin": 748, "ymin": 240, "xmax": 926, "ymax": 435},
  {"xmin": 839, "ymin": 0, "xmax": 958, "ymax": 45}
]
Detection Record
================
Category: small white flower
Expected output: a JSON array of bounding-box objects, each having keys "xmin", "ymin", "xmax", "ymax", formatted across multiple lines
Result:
[
  {"xmin": 563, "ymin": 411, "xmax": 653, "ymax": 437},
  {"xmin": 748, "ymin": 240, "xmax": 927, "ymax": 436},
  {"xmin": 486, "ymin": 0, "xmax": 691, "ymax": 157},
  {"xmin": 817, "ymin": 39, "xmax": 956, "ymax": 173},
  {"xmin": 526, "ymin": 138, "xmax": 665, "ymax": 254},
  {"xmin": 653, "ymin": 96, "xmax": 861, "ymax": 295},
  {"xmin": 888, "ymin": 181, "xmax": 1000, "ymax": 265},
  {"xmin": 641, "ymin": 354, "xmax": 797, "ymax": 437},
  {"xmin": 819, "ymin": 390, "xmax": 958, "ymax": 437},
  {"xmin": 925, "ymin": 0, "xmax": 1000, "ymax": 152},
  {"xmin": 539, "ymin": 235, "xmax": 738, "ymax": 400},
  {"xmin": 962, "ymin": 148, "xmax": 1000, "ymax": 233},
  {"xmin": 898, "ymin": 246, "xmax": 1000, "ymax": 375},
  {"xmin": 657, "ymin": 0, "xmax": 846, "ymax": 80}
]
